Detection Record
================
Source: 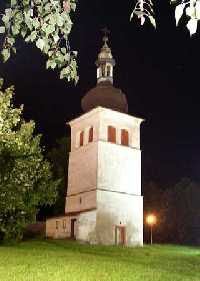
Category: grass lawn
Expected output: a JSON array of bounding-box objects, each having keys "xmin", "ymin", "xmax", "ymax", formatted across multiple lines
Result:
[{"xmin": 0, "ymin": 240, "xmax": 200, "ymax": 281}]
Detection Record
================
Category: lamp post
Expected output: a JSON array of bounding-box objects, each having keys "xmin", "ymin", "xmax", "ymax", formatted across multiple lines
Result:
[{"xmin": 146, "ymin": 214, "xmax": 156, "ymax": 245}]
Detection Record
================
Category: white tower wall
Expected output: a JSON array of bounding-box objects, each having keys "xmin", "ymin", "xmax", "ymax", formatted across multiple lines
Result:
[{"xmin": 65, "ymin": 107, "xmax": 144, "ymax": 246}]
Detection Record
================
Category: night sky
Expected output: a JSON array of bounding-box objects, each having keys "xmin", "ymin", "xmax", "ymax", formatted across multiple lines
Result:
[{"xmin": 1, "ymin": 1, "xmax": 200, "ymax": 187}]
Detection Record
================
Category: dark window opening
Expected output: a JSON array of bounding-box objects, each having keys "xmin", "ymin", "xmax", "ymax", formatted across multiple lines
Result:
[
  {"xmin": 107, "ymin": 65, "xmax": 111, "ymax": 76},
  {"xmin": 89, "ymin": 127, "xmax": 93, "ymax": 143},
  {"xmin": 71, "ymin": 219, "xmax": 77, "ymax": 239},
  {"xmin": 80, "ymin": 131, "xmax": 84, "ymax": 147},
  {"xmin": 102, "ymin": 65, "xmax": 106, "ymax": 76},
  {"xmin": 121, "ymin": 129, "xmax": 129, "ymax": 146},
  {"xmin": 56, "ymin": 221, "xmax": 59, "ymax": 230},
  {"xmin": 108, "ymin": 126, "xmax": 116, "ymax": 143}
]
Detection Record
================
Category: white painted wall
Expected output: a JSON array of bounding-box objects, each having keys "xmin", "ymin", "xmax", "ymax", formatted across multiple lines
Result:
[
  {"xmin": 96, "ymin": 190, "xmax": 143, "ymax": 246},
  {"xmin": 65, "ymin": 107, "xmax": 144, "ymax": 246},
  {"xmin": 67, "ymin": 142, "xmax": 98, "ymax": 196},
  {"xmin": 77, "ymin": 210, "xmax": 97, "ymax": 244},
  {"xmin": 97, "ymin": 141, "xmax": 141, "ymax": 195}
]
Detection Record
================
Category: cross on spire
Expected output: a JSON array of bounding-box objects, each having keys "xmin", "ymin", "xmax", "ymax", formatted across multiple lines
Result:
[
  {"xmin": 101, "ymin": 27, "xmax": 110, "ymax": 45},
  {"xmin": 102, "ymin": 27, "xmax": 110, "ymax": 37}
]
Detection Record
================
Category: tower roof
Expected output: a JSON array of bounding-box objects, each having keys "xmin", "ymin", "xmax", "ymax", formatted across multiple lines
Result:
[
  {"xmin": 82, "ymin": 81, "xmax": 128, "ymax": 113},
  {"xmin": 81, "ymin": 31, "xmax": 128, "ymax": 114}
]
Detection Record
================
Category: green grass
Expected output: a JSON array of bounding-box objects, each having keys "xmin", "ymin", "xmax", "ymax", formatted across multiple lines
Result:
[{"xmin": 0, "ymin": 240, "xmax": 200, "ymax": 281}]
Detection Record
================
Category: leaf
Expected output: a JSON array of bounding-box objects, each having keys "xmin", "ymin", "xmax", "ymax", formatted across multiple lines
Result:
[
  {"xmin": 7, "ymin": 37, "xmax": 15, "ymax": 45},
  {"xmin": 30, "ymin": 31, "xmax": 37, "ymax": 42},
  {"xmin": 0, "ymin": 78, "xmax": 4, "ymax": 89},
  {"xmin": 1, "ymin": 48, "xmax": 11, "ymax": 62},
  {"xmin": 12, "ymin": 47, "xmax": 16, "ymax": 54},
  {"xmin": 57, "ymin": 15, "xmax": 64, "ymax": 27},
  {"xmin": 130, "ymin": 11, "xmax": 134, "ymax": 21},
  {"xmin": 195, "ymin": 0, "xmax": 200, "ymax": 19},
  {"xmin": 185, "ymin": 6, "xmax": 196, "ymax": 17},
  {"xmin": 53, "ymin": 34, "xmax": 60, "ymax": 43},
  {"xmin": 61, "ymin": 47, "xmax": 67, "ymax": 54},
  {"xmin": 36, "ymin": 38, "xmax": 45, "ymax": 51},
  {"xmin": 149, "ymin": 16, "xmax": 156, "ymax": 28},
  {"xmin": 11, "ymin": 0, "xmax": 17, "ymax": 6},
  {"xmin": 175, "ymin": 4, "xmax": 185, "ymax": 26},
  {"xmin": 187, "ymin": 18, "xmax": 198, "ymax": 36},
  {"xmin": 45, "ymin": 25, "xmax": 55, "ymax": 36},
  {"xmin": 0, "ymin": 27, "xmax": 5, "ymax": 34}
]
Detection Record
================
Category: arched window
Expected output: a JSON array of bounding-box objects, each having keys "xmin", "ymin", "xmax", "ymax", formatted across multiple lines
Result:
[
  {"xmin": 102, "ymin": 65, "xmax": 106, "ymax": 76},
  {"xmin": 80, "ymin": 131, "xmax": 84, "ymax": 147},
  {"xmin": 121, "ymin": 129, "xmax": 129, "ymax": 146},
  {"xmin": 107, "ymin": 65, "xmax": 111, "ymax": 76},
  {"xmin": 89, "ymin": 127, "xmax": 93, "ymax": 143},
  {"xmin": 108, "ymin": 126, "xmax": 116, "ymax": 143}
]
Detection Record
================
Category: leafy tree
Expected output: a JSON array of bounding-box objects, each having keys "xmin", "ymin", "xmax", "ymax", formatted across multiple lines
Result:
[
  {"xmin": 131, "ymin": 0, "xmax": 200, "ymax": 36},
  {"xmin": 46, "ymin": 136, "xmax": 70, "ymax": 216},
  {"xmin": 163, "ymin": 177, "xmax": 200, "ymax": 244},
  {"xmin": 0, "ymin": 0, "xmax": 78, "ymax": 83},
  {"xmin": 0, "ymin": 78, "xmax": 59, "ymax": 241}
]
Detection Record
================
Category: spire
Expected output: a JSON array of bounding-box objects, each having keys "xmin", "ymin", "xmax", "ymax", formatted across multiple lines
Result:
[{"xmin": 95, "ymin": 29, "xmax": 116, "ymax": 84}]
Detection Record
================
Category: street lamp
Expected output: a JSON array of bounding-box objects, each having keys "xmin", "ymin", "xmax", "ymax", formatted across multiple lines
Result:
[{"xmin": 146, "ymin": 214, "xmax": 157, "ymax": 245}]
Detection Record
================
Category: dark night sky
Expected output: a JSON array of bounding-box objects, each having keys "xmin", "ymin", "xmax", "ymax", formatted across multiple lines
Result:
[{"xmin": 1, "ymin": 1, "xmax": 200, "ymax": 186}]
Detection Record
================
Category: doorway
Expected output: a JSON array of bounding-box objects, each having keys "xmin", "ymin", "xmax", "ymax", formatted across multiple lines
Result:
[
  {"xmin": 70, "ymin": 218, "xmax": 77, "ymax": 239},
  {"xmin": 115, "ymin": 226, "xmax": 126, "ymax": 245}
]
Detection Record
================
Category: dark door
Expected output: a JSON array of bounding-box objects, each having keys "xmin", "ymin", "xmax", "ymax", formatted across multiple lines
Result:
[
  {"xmin": 115, "ymin": 226, "xmax": 126, "ymax": 245},
  {"xmin": 71, "ymin": 219, "xmax": 77, "ymax": 239}
]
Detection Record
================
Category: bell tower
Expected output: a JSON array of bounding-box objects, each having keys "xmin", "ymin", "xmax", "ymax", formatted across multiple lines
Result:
[{"xmin": 65, "ymin": 33, "xmax": 143, "ymax": 246}]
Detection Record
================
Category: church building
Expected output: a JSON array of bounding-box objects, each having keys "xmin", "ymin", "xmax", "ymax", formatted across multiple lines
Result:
[{"xmin": 46, "ymin": 34, "xmax": 144, "ymax": 246}]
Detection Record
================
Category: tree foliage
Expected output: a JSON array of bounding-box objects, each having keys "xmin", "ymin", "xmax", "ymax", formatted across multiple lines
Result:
[
  {"xmin": 164, "ymin": 178, "xmax": 200, "ymax": 244},
  {"xmin": 131, "ymin": 0, "xmax": 200, "ymax": 35},
  {"xmin": 46, "ymin": 136, "xmax": 70, "ymax": 216},
  {"xmin": 0, "ymin": 0, "xmax": 78, "ymax": 83},
  {"xmin": 143, "ymin": 178, "xmax": 200, "ymax": 245},
  {"xmin": 0, "ymin": 79, "xmax": 59, "ymax": 241}
]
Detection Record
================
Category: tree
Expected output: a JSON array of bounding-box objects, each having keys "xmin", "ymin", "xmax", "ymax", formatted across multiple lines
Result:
[
  {"xmin": 45, "ymin": 136, "xmax": 70, "ymax": 216},
  {"xmin": 163, "ymin": 178, "xmax": 200, "ymax": 244},
  {"xmin": 0, "ymin": 78, "xmax": 59, "ymax": 241},
  {"xmin": 131, "ymin": 0, "xmax": 200, "ymax": 36},
  {"xmin": 0, "ymin": 0, "xmax": 78, "ymax": 83}
]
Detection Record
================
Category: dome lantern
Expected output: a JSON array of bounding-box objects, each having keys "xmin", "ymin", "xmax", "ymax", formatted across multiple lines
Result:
[{"xmin": 95, "ymin": 29, "xmax": 116, "ymax": 84}]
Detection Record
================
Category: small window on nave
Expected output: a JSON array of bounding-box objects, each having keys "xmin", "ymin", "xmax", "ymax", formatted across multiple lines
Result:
[
  {"xmin": 108, "ymin": 126, "xmax": 116, "ymax": 144},
  {"xmin": 56, "ymin": 221, "xmax": 59, "ymax": 230},
  {"xmin": 80, "ymin": 131, "xmax": 84, "ymax": 147},
  {"xmin": 121, "ymin": 129, "xmax": 129, "ymax": 146},
  {"xmin": 89, "ymin": 127, "xmax": 93, "ymax": 143}
]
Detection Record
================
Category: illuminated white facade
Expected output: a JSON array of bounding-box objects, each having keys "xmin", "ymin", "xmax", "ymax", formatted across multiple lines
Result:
[{"xmin": 65, "ymin": 107, "xmax": 143, "ymax": 246}]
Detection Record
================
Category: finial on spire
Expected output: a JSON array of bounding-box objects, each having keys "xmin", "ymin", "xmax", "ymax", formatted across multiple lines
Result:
[{"xmin": 101, "ymin": 27, "xmax": 110, "ymax": 46}]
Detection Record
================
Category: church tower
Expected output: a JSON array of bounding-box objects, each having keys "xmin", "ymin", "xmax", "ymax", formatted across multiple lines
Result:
[{"xmin": 65, "ymin": 34, "xmax": 143, "ymax": 246}]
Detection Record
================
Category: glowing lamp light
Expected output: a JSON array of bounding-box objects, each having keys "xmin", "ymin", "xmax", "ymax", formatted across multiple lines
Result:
[
  {"xmin": 146, "ymin": 214, "xmax": 157, "ymax": 245},
  {"xmin": 146, "ymin": 214, "xmax": 156, "ymax": 226}
]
